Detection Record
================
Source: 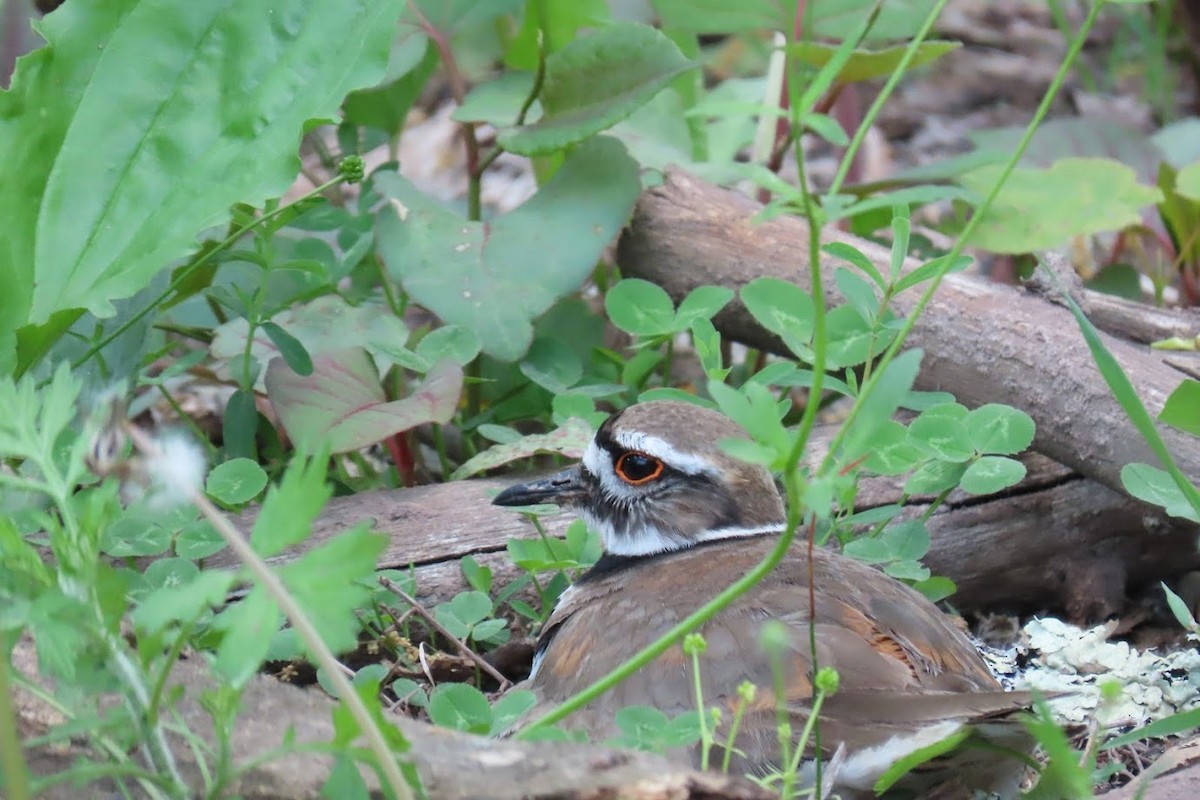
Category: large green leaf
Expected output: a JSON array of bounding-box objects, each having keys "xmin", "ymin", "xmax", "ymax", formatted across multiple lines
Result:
[
  {"xmin": 0, "ymin": 0, "xmax": 404, "ymax": 375},
  {"xmin": 961, "ymin": 158, "xmax": 1163, "ymax": 253},
  {"xmin": 653, "ymin": 0, "xmax": 939, "ymax": 39},
  {"xmin": 375, "ymin": 136, "xmax": 640, "ymax": 361},
  {"xmin": 498, "ymin": 23, "xmax": 695, "ymax": 156}
]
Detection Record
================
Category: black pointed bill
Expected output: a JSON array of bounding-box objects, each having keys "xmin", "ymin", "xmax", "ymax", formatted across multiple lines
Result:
[{"xmin": 492, "ymin": 467, "xmax": 587, "ymax": 507}]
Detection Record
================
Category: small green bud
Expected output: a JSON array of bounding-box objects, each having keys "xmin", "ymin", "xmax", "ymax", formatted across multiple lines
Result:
[
  {"xmin": 777, "ymin": 721, "xmax": 792, "ymax": 740},
  {"xmin": 339, "ymin": 155, "xmax": 366, "ymax": 184},
  {"xmin": 683, "ymin": 632, "xmax": 707, "ymax": 656},
  {"xmin": 1098, "ymin": 679, "xmax": 1123, "ymax": 703},
  {"xmin": 708, "ymin": 707, "xmax": 723, "ymax": 727},
  {"xmin": 737, "ymin": 681, "xmax": 758, "ymax": 703},
  {"xmin": 758, "ymin": 620, "xmax": 790, "ymax": 654},
  {"xmin": 814, "ymin": 666, "xmax": 840, "ymax": 695}
]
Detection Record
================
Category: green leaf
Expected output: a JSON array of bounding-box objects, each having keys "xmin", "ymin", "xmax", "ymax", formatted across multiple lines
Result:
[
  {"xmin": 376, "ymin": 136, "xmax": 640, "ymax": 361},
  {"xmin": 1159, "ymin": 379, "xmax": 1200, "ymax": 436},
  {"xmin": 1120, "ymin": 463, "xmax": 1200, "ymax": 522},
  {"xmin": 428, "ymin": 683, "xmax": 493, "ymax": 734},
  {"xmin": 1160, "ymin": 582, "xmax": 1199, "ymax": 632},
  {"xmin": 1, "ymin": 0, "xmax": 405, "ymax": 369},
  {"xmin": 834, "ymin": 267, "xmax": 880, "ymax": 323},
  {"xmin": 455, "ymin": 72, "xmax": 539, "ymax": 127},
  {"xmin": 1101, "ymin": 706, "xmax": 1200, "ymax": 750},
  {"xmin": 175, "ymin": 520, "xmax": 227, "ymax": 560},
  {"xmin": 498, "ymin": 23, "xmax": 695, "ymax": 156},
  {"xmin": 460, "ymin": 556, "xmax": 492, "ymax": 595},
  {"xmin": 448, "ymin": 591, "xmax": 493, "ymax": 627},
  {"xmin": 265, "ymin": 348, "xmax": 463, "ymax": 454},
  {"xmin": 740, "ymin": 277, "xmax": 815, "ymax": 356},
  {"xmin": 260, "ymin": 322, "xmax": 313, "ymax": 377},
  {"xmin": 892, "ymin": 254, "xmax": 973, "ymax": 294},
  {"xmin": 142, "ymin": 557, "xmax": 200, "ymax": 591},
  {"xmin": 913, "ymin": 576, "xmax": 956, "ymax": 602},
  {"xmin": 965, "ymin": 404, "xmax": 1036, "ymax": 455},
  {"xmin": 101, "ymin": 515, "xmax": 171, "ymax": 558},
  {"xmin": 416, "ymin": 325, "xmax": 482, "ymax": 368},
  {"xmin": 862, "ymin": 420, "xmax": 923, "ymax": 475},
  {"xmin": 133, "ymin": 570, "xmax": 234, "ymax": 635},
  {"xmin": 211, "ymin": 296, "xmax": 409, "ymax": 393},
  {"xmin": 874, "ymin": 728, "xmax": 971, "ymax": 793},
  {"xmin": 504, "ymin": 0, "xmax": 610, "ymax": 70},
  {"xmin": 789, "ymin": 39, "xmax": 959, "ymax": 84},
  {"xmin": 842, "ymin": 537, "xmax": 891, "ymax": 564},
  {"xmin": 826, "ymin": 305, "xmax": 890, "ymax": 369},
  {"xmin": 880, "ymin": 520, "xmax": 930, "ymax": 561},
  {"xmin": 342, "ymin": 32, "xmax": 437, "ymax": 135},
  {"xmin": 1178, "ymin": 160, "xmax": 1200, "ymax": 201},
  {"xmin": 250, "ymin": 452, "xmax": 333, "ymax": 557},
  {"xmin": 960, "ymin": 456, "xmax": 1027, "ymax": 495},
  {"xmin": 908, "ymin": 403, "xmax": 974, "ymax": 462},
  {"xmin": 489, "ymin": 689, "xmax": 537, "ymax": 736},
  {"xmin": 675, "ymin": 285, "xmax": 734, "ymax": 328},
  {"xmin": 605, "ymin": 279, "xmax": 678, "ymax": 337},
  {"xmin": 961, "ymin": 159, "xmax": 1163, "ymax": 253},
  {"xmin": 843, "ymin": 348, "xmax": 923, "ymax": 463},
  {"xmin": 279, "ymin": 525, "xmax": 387, "ymax": 658},
  {"xmin": 206, "ymin": 458, "xmax": 269, "ymax": 505},
  {"xmin": 883, "ymin": 560, "xmax": 930, "ymax": 582},
  {"xmin": 904, "ymin": 460, "xmax": 969, "ymax": 495},
  {"xmin": 223, "ymin": 388, "xmax": 259, "ymax": 461},
  {"xmin": 520, "ymin": 337, "xmax": 583, "ymax": 393},
  {"xmin": 453, "ymin": 417, "xmax": 593, "ymax": 480},
  {"xmin": 823, "ymin": 241, "xmax": 885, "ymax": 290}
]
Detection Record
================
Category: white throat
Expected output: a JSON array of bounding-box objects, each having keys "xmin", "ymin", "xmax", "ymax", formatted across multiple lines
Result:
[{"xmin": 583, "ymin": 510, "xmax": 786, "ymax": 557}]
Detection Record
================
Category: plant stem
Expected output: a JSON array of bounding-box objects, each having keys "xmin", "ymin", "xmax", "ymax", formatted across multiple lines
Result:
[
  {"xmin": 517, "ymin": 522, "xmax": 798, "ymax": 735},
  {"xmin": 0, "ymin": 631, "xmax": 33, "ymax": 800},
  {"xmin": 123, "ymin": 426, "xmax": 417, "ymax": 800},
  {"xmin": 70, "ymin": 174, "xmax": 349, "ymax": 374},
  {"xmin": 819, "ymin": 0, "xmax": 1107, "ymax": 475}
]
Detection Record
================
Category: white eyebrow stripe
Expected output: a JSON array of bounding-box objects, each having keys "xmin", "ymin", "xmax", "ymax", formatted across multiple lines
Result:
[{"xmin": 611, "ymin": 432, "xmax": 719, "ymax": 476}]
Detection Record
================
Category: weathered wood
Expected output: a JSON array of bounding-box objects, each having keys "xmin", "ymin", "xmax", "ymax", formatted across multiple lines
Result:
[
  {"xmin": 12, "ymin": 639, "xmax": 772, "ymax": 800},
  {"xmin": 614, "ymin": 168, "xmax": 1200, "ymax": 500},
  {"xmin": 206, "ymin": 423, "xmax": 1200, "ymax": 621}
]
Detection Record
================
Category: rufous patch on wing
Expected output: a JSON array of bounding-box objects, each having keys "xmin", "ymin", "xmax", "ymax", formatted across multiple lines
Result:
[
  {"xmin": 835, "ymin": 601, "xmax": 921, "ymax": 681},
  {"xmin": 542, "ymin": 627, "xmax": 591, "ymax": 678}
]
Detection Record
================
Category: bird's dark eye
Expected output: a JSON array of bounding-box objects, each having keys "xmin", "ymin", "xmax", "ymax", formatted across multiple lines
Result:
[{"xmin": 614, "ymin": 451, "xmax": 664, "ymax": 485}]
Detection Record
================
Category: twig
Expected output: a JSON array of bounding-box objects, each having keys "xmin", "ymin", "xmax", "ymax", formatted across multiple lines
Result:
[{"xmin": 379, "ymin": 576, "xmax": 513, "ymax": 690}]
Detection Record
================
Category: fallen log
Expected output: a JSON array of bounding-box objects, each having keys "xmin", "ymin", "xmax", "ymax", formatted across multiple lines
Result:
[
  {"xmin": 206, "ymin": 423, "xmax": 1200, "ymax": 622},
  {"xmin": 615, "ymin": 168, "xmax": 1200, "ymax": 499},
  {"xmin": 11, "ymin": 639, "xmax": 771, "ymax": 800}
]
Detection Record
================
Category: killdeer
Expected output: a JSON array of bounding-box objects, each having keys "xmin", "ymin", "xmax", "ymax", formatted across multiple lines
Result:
[{"xmin": 494, "ymin": 400, "xmax": 1036, "ymax": 799}]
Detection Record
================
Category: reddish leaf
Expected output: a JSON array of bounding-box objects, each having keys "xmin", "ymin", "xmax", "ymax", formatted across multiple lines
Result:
[{"xmin": 265, "ymin": 347, "xmax": 462, "ymax": 454}]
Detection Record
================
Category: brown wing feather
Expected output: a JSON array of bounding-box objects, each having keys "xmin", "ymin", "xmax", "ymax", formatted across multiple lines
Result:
[{"xmin": 521, "ymin": 537, "xmax": 1031, "ymax": 792}]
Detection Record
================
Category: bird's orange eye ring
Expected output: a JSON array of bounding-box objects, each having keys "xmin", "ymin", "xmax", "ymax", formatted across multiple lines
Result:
[{"xmin": 614, "ymin": 451, "xmax": 664, "ymax": 485}]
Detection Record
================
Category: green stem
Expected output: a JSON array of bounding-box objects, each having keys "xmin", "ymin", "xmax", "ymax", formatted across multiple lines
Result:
[
  {"xmin": 124, "ymin": 427, "xmax": 417, "ymax": 800},
  {"xmin": 826, "ymin": 0, "xmax": 950, "ymax": 200},
  {"xmin": 0, "ymin": 631, "xmax": 32, "ymax": 800},
  {"xmin": 70, "ymin": 174, "xmax": 348, "ymax": 373},
  {"xmin": 820, "ymin": 0, "xmax": 1107, "ymax": 475}
]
